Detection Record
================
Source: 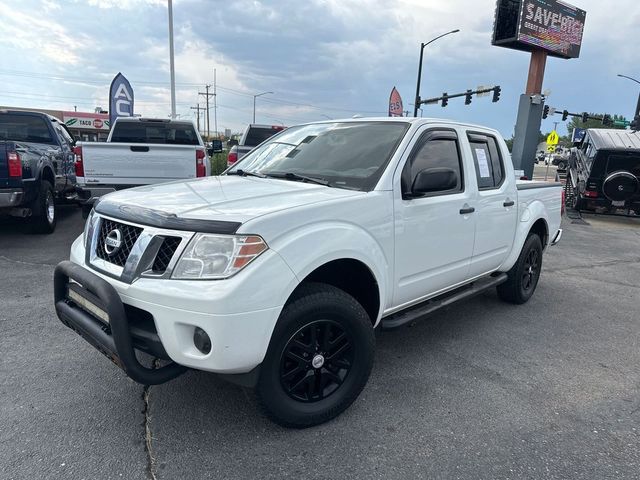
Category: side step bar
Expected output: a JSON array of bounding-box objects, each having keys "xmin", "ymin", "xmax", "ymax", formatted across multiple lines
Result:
[{"xmin": 381, "ymin": 273, "xmax": 508, "ymax": 330}]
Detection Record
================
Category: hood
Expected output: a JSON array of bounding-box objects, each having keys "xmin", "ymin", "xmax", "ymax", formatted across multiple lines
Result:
[{"xmin": 96, "ymin": 175, "xmax": 361, "ymax": 226}]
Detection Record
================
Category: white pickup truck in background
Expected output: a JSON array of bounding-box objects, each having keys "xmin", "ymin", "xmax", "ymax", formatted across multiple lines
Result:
[
  {"xmin": 227, "ymin": 123, "xmax": 286, "ymax": 167},
  {"xmin": 55, "ymin": 118, "xmax": 562, "ymax": 428},
  {"xmin": 74, "ymin": 117, "xmax": 207, "ymax": 213}
]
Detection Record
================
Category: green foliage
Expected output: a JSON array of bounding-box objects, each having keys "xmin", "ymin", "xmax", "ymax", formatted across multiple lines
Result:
[
  {"xmin": 566, "ymin": 113, "xmax": 627, "ymax": 131},
  {"xmin": 210, "ymin": 151, "xmax": 228, "ymax": 175}
]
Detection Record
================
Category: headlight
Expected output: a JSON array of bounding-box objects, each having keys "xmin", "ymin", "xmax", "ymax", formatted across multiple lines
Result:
[
  {"xmin": 83, "ymin": 209, "xmax": 97, "ymax": 248},
  {"xmin": 172, "ymin": 234, "xmax": 268, "ymax": 279}
]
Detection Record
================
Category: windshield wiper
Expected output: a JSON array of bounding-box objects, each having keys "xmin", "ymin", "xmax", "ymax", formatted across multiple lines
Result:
[
  {"xmin": 264, "ymin": 172, "xmax": 331, "ymax": 186},
  {"xmin": 226, "ymin": 169, "xmax": 266, "ymax": 178}
]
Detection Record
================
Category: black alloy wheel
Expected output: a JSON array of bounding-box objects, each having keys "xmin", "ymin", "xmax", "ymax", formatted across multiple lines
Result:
[
  {"xmin": 280, "ymin": 320, "xmax": 354, "ymax": 403},
  {"xmin": 497, "ymin": 233, "xmax": 543, "ymax": 304},
  {"xmin": 256, "ymin": 282, "xmax": 375, "ymax": 428},
  {"xmin": 521, "ymin": 248, "xmax": 540, "ymax": 294}
]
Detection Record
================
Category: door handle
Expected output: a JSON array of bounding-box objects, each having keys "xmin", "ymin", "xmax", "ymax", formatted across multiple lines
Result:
[
  {"xmin": 130, "ymin": 146, "xmax": 149, "ymax": 152},
  {"xmin": 503, "ymin": 200, "xmax": 515, "ymax": 207},
  {"xmin": 459, "ymin": 207, "xmax": 475, "ymax": 215}
]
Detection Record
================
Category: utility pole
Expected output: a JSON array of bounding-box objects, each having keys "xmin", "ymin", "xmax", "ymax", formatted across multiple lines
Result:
[
  {"xmin": 168, "ymin": 0, "xmax": 176, "ymax": 119},
  {"xmin": 190, "ymin": 104, "xmax": 202, "ymax": 132},
  {"xmin": 213, "ymin": 68, "xmax": 218, "ymax": 139},
  {"xmin": 198, "ymin": 85, "xmax": 213, "ymax": 139}
]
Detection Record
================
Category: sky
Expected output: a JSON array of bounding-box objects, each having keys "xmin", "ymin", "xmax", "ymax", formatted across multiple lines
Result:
[{"xmin": 0, "ymin": 0, "xmax": 639, "ymax": 138}]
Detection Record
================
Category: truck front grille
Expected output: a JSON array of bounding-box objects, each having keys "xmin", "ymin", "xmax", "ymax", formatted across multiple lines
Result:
[
  {"xmin": 152, "ymin": 237, "xmax": 182, "ymax": 273},
  {"xmin": 95, "ymin": 219, "xmax": 143, "ymax": 267}
]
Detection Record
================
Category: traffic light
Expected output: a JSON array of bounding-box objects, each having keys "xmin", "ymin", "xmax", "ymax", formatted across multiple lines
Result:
[
  {"xmin": 492, "ymin": 86, "xmax": 501, "ymax": 103},
  {"xmin": 602, "ymin": 114, "xmax": 612, "ymax": 126},
  {"xmin": 441, "ymin": 93, "xmax": 448, "ymax": 108},
  {"xmin": 581, "ymin": 112, "xmax": 589, "ymax": 123},
  {"xmin": 465, "ymin": 90, "xmax": 473, "ymax": 105},
  {"xmin": 542, "ymin": 105, "xmax": 550, "ymax": 119},
  {"xmin": 562, "ymin": 110, "xmax": 569, "ymax": 121}
]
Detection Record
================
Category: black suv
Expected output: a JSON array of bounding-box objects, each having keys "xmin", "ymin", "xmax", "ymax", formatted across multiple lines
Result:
[
  {"xmin": 565, "ymin": 128, "xmax": 640, "ymax": 215},
  {"xmin": 0, "ymin": 110, "xmax": 77, "ymax": 233}
]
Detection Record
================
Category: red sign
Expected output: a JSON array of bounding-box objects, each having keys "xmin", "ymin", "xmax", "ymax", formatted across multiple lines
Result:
[
  {"xmin": 388, "ymin": 87, "xmax": 403, "ymax": 117},
  {"xmin": 93, "ymin": 119, "xmax": 104, "ymax": 129}
]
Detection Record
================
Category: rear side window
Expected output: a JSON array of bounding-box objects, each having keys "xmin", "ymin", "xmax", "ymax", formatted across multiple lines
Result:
[
  {"xmin": 468, "ymin": 133, "xmax": 504, "ymax": 189},
  {"xmin": 110, "ymin": 121, "xmax": 199, "ymax": 145},
  {"xmin": 244, "ymin": 127, "xmax": 284, "ymax": 147},
  {"xmin": 0, "ymin": 114, "xmax": 54, "ymax": 144}
]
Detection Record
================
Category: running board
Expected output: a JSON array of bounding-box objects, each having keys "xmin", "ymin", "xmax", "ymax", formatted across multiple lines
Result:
[{"xmin": 381, "ymin": 273, "xmax": 508, "ymax": 330}]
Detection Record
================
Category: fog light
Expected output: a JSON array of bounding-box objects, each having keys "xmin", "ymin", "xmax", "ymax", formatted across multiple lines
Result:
[{"xmin": 193, "ymin": 327, "xmax": 211, "ymax": 354}]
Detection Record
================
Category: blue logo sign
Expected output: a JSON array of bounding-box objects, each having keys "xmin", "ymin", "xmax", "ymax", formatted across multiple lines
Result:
[
  {"xmin": 571, "ymin": 128, "xmax": 586, "ymax": 143},
  {"xmin": 109, "ymin": 72, "xmax": 134, "ymax": 127}
]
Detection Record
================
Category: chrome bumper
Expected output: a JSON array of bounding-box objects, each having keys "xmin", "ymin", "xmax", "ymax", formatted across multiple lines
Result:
[
  {"xmin": 0, "ymin": 190, "xmax": 24, "ymax": 208},
  {"xmin": 551, "ymin": 228, "xmax": 562, "ymax": 246}
]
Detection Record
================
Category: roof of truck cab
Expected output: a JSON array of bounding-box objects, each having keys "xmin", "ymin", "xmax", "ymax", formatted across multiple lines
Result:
[
  {"xmin": 304, "ymin": 116, "xmax": 499, "ymax": 132},
  {"xmin": 588, "ymin": 128, "xmax": 640, "ymax": 151}
]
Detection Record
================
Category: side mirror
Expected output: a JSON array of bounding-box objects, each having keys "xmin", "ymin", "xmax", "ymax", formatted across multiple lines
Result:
[{"xmin": 411, "ymin": 167, "xmax": 458, "ymax": 196}]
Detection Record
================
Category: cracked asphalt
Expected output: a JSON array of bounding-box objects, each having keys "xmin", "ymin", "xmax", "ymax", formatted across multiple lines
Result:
[{"xmin": 1, "ymin": 206, "xmax": 639, "ymax": 479}]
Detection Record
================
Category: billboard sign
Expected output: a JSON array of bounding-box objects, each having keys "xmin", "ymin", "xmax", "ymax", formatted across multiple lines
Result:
[
  {"xmin": 492, "ymin": 0, "xmax": 586, "ymax": 59},
  {"xmin": 109, "ymin": 72, "xmax": 134, "ymax": 126},
  {"xmin": 388, "ymin": 87, "xmax": 403, "ymax": 117}
]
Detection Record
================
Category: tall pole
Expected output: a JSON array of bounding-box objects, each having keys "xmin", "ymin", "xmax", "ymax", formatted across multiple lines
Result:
[
  {"xmin": 252, "ymin": 91, "xmax": 273, "ymax": 124},
  {"xmin": 190, "ymin": 104, "xmax": 201, "ymax": 131},
  {"xmin": 213, "ymin": 68, "xmax": 218, "ymax": 138},
  {"xmin": 198, "ymin": 86, "xmax": 213, "ymax": 139},
  {"xmin": 168, "ymin": 0, "xmax": 176, "ymax": 119},
  {"xmin": 617, "ymin": 74, "xmax": 640, "ymax": 118},
  {"xmin": 413, "ymin": 29, "xmax": 460, "ymax": 117}
]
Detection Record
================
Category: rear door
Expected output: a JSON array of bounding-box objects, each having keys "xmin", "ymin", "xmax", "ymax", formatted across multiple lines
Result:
[
  {"xmin": 392, "ymin": 127, "xmax": 476, "ymax": 308},
  {"xmin": 466, "ymin": 131, "xmax": 517, "ymax": 277}
]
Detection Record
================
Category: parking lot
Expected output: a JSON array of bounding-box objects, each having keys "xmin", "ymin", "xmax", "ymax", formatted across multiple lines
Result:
[{"xmin": 1, "ymin": 207, "xmax": 639, "ymax": 480}]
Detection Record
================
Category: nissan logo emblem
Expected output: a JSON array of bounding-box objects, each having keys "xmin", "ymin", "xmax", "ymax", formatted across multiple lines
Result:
[{"xmin": 104, "ymin": 229, "xmax": 123, "ymax": 256}]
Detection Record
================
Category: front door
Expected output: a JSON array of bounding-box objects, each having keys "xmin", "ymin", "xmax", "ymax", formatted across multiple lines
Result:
[{"xmin": 393, "ymin": 128, "xmax": 476, "ymax": 309}]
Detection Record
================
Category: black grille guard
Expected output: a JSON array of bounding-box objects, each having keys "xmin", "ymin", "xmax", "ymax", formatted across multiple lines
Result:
[{"xmin": 54, "ymin": 260, "xmax": 186, "ymax": 385}]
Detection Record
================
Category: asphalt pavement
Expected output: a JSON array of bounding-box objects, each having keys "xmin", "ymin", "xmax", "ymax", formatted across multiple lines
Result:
[{"xmin": 1, "ymin": 206, "xmax": 639, "ymax": 479}]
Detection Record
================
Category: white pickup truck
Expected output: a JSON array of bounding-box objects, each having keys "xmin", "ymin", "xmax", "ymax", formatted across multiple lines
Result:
[
  {"xmin": 54, "ymin": 118, "xmax": 562, "ymax": 428},
  {"xmin": 74, "ymin": 117, "xmax": 207, "ymax": 213}
]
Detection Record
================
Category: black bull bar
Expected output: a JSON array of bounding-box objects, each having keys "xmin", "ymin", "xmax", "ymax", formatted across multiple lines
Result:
[{"xmin": 54, "ymin": 260, "xmax": 186, "ymax": 385}]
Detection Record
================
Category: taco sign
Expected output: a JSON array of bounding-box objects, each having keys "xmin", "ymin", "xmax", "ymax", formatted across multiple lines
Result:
[{"xmin": 63, "ymin": 113, "xmax": 110, "ymax": 131}]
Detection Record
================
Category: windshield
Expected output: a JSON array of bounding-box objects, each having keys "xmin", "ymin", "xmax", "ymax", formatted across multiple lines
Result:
[
  {"xmin": 227, "ymin": 121, "xmax": 409, "ymax": 191},
  {"xmin": 0, "ymin": 113, "xmax": 54, "ymax": 144}
]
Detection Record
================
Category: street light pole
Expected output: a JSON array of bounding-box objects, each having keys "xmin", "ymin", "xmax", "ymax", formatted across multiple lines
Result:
[
  {"xmin": 253, "ymin": 91, "xmax": 274, "ymax": 123},
  {"xmin": 413, "ymin": 29, "xmax": 460, "ymax": 117},
  {"xmin": 168, "ymin": 0, "xmax": 176, "ymax": 119},
  {"xmin": 617, "ymin": 74, "xmax": 640, "ymax": 118}
]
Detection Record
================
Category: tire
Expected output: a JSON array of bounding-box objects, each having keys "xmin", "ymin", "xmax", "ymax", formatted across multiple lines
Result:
[
  {"xmin": 30, "ymin": 180, "xmax": 56, "ymax": 234},
  {"xmin": 497, "ymin": 234, "xmax": 543, "ymax": 305},
  {"xmin": 256, "ymin": 282, "xmax": 375, "ymax": 428}
]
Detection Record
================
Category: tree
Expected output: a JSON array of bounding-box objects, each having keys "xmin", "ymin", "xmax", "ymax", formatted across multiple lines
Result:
[{"xmin": 566, "ymin": 113, "xmax": 627, "ymax": 132}]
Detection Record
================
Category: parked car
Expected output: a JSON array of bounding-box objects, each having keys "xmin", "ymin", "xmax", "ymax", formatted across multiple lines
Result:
[
  {"xmin": 0, "ymin": 110, "xmax": 76, "ymax": 233},
  {"xmin": 54, "ymin": 118, "xmax": 562, "ymax": 427},
  {"xmin": 226, "ymin": 124, "xmax": 286, "ymax": 167},
  {"xmin": 565, "ymin": 128, "xmax": 640, "ymax": 214},
  {"xmin": 206, "ymin": 139, "xmax": 223, "ymax": 156},
  {"xmin": 74, "ymin": 117, "xmax": 207, "ymax": 215}
]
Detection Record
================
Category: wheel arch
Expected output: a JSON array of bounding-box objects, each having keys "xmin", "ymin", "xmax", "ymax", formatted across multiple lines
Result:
[
  {"xmin": 288, "ymin": 258, "xmax": 381, "ymax": 327},
  {"xmin": 40, "ymin": 165, "xmax": 55, "ymax": 186},
  {"xmin": 499, "ymin": 203, "xmax": 550, "ymax": 272}
]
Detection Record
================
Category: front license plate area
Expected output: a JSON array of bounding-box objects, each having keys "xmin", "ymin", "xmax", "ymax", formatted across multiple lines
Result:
[{"xmin": 67, "ymin": 282, "xmax": 110, "ymax": 324}]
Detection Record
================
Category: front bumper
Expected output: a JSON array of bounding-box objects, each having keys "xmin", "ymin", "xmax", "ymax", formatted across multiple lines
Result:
[
  {"xmin": 57, "ymin": 235, "xmax": 296, "ymax": 381},
  {"xmin": 0, "ymin": 189, "xmax": 24, "ymax": 208}
]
